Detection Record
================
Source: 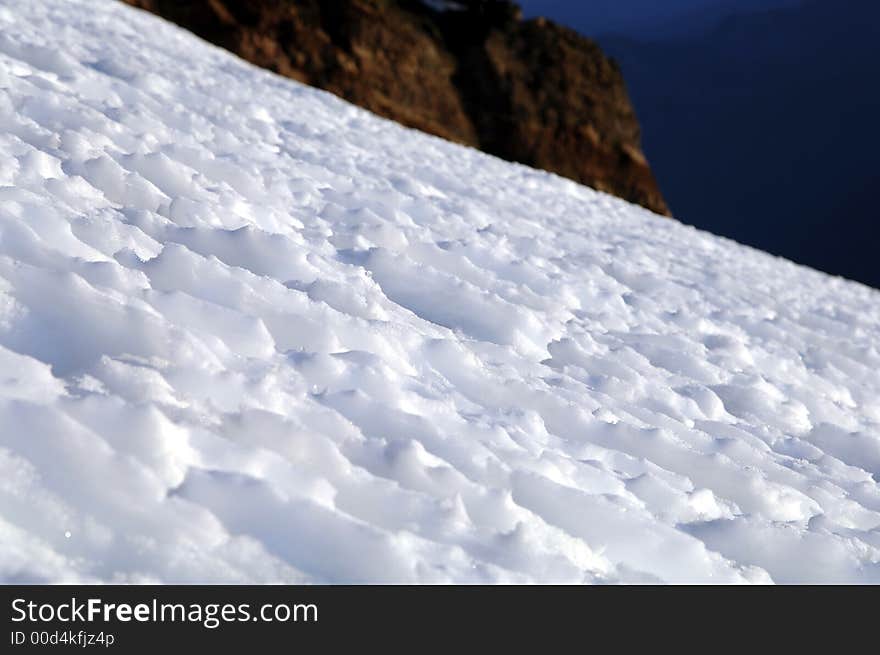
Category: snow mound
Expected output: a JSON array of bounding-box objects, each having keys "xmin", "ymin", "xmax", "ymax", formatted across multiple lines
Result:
[{"xmin": 2, "ymin": 0, "xmax": 880, "ymax": 584}]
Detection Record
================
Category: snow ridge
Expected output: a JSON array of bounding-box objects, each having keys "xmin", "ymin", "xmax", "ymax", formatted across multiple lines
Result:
[{"xmin": 1, "ymin": 0, "xmax": 880, "ymax": 583}]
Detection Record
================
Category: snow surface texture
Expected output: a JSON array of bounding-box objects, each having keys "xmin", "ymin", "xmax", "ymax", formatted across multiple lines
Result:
[{"xmin": 2, "ymin": 0, "xmax": 880, "ymax": 584}]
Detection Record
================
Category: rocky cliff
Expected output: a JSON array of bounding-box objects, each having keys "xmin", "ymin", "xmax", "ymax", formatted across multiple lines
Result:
[{"xmin": 120, "ymin": 0, "xmax": 669, "ymax": 214}]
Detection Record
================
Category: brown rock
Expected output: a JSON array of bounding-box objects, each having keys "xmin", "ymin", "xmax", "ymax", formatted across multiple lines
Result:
[{"xmin": 120, "ymin": 0, "xmax": 669, "ymax": 214}]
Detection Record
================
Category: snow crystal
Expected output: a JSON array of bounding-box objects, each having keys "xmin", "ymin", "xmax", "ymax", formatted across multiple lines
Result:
[{"xmin": 1, "ymin": 0, "xmax": 880, "ymax": 583}]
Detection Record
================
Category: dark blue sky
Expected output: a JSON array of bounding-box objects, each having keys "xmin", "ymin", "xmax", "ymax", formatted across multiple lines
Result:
[{"xmin": 517, "ymin": 0, "xmax": 801, "ymax": 37}]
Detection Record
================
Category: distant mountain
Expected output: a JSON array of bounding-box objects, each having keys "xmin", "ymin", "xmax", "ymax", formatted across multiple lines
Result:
[
  {"xmin": 518, "ymin": 0, "xmax": 800, "ymax": 40},
  {"xmin": 603, "ymin": 0, "xmax": 880, "ymax": 288}
]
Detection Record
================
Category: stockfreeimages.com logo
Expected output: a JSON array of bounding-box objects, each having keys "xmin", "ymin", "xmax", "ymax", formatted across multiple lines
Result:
[{"xmin": 11, "ymin": 597, "xmax": 318, "ymax": 630}]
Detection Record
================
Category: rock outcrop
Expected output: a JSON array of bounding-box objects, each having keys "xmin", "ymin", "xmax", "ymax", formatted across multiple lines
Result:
[{"xmin": 121, "ymin": 0, "xmax": 669, "ymax": 214}]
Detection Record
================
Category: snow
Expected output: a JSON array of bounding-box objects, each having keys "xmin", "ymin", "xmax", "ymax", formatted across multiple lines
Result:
[{"xmin": 2, "ymin": 0, "xmax": 880, "ymax": 584}]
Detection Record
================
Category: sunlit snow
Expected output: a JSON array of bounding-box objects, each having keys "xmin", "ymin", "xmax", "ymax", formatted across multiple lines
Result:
[{"xmin": 2, "ymin": 0, "xmax": 880, "ymax": 583}]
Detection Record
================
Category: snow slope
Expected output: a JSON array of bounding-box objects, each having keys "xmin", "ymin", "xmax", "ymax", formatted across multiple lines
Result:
[{"xmin": 2, "ymin": 0, "xmax": 880, "ymax": 584}]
